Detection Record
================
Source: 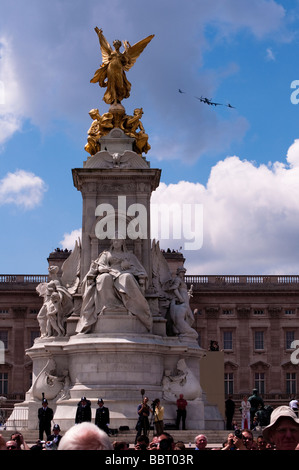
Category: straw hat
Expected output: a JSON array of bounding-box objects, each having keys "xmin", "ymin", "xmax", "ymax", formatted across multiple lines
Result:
[{"xmin": 263, "ymin": 406, "xmax": 299, "ymax": 441}]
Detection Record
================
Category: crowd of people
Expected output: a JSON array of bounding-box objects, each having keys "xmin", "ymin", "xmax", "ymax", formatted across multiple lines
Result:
[
  {"xmin": 225, "ymin": 389, "xmax": 272, "ymax": 431},
  {"xmin": 1, "ymin": 394, "xmax": 299, "ymax": 450}
]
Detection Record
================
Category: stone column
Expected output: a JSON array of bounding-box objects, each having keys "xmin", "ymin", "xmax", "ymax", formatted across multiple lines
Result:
[{"xmin": 72, "ymin": 129, "xmax": 161, "ymax": 286}]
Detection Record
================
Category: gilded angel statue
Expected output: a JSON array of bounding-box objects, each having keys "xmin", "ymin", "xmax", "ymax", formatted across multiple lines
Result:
[{"xmin": 90, "ymin": 27, "xmax": 154, "ymax": 105}]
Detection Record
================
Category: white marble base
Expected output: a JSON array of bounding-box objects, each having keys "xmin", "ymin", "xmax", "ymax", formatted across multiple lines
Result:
[{"xmin": 7, "ymin": 319, "xmax": 211, "ymax": 432}]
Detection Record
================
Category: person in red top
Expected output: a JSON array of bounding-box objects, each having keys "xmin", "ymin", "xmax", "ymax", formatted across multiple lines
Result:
[{"xmin": 176, "ymin": 394, "xmax": 188, "ymax": 430}]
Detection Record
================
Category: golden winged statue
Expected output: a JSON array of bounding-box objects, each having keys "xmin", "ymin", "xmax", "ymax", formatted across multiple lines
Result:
[{"xmin": 90, "ymin": 27, "xmax": 154, "ymax": 105}]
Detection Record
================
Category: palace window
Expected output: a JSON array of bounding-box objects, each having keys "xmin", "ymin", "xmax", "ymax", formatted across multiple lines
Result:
[
  {"xmin": 254, "ymin": 309, "xmax": 264, "ymax": 315},
  {"xmin": 254, "ymin": 331, "xmax": 264, "ymax": 350},
  {"xmin": 254, "ymin": 372, "xmax": 265, "ymax": 394},
  {"xmin": 224, "ymin": 372, "xmax": 234, "ymax": 395},
  {"xmin": 0, "ymin": 331, "xmax": 8, "ymax": 350},
  {"xmin": 29, "ymin": 309, "xmax": 39, "ymax": 315},
  {"xmin": 0, "ymin": 373, "xmax": 8, "ymax": 395},
  {"xmin": 222, "ymin": 309, "xmax": 233, "ymax": 315},
  {"xmin": 286, "ymin": 372, "xmax": 297, "ymax": 395},
  {"xmin": 285, "ymin": 309, "xmax": 295, "ymax": 315},
  {"xmin": 223, "ymin": 331, "xmax": 233, "ymax": 350},
  {"xmin": 286, "ymin": 331, "xmax": 295, "ymax": 350}
]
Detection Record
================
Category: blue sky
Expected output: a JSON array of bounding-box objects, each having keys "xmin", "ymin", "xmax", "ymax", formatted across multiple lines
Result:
[{"xmin": 1, "ymin": 0, "xmax": 299, "ymax": 275}]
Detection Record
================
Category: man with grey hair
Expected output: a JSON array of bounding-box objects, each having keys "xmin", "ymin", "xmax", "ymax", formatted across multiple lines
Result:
[
  {"xmin": 58, "ymin": 422, "xmax": 113, "ymax": 450},
  {"xmin": 194, "ymin": 434, "xmax": 208, "ymax": 450},
  {"xmin": 262, "ymin": 405, "xmax": 299, "ymax": 450}
]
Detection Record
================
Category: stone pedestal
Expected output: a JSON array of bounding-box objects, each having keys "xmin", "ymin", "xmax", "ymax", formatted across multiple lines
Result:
[
  {"xmin": 72, "ymin": 128, "xmax": 161, "ymax": 283},
  {"xmin": 7, "ymin": 322, "xmax": 206, "ymax": 432}
]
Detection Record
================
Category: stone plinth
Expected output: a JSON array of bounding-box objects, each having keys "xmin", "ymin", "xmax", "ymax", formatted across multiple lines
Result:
[
  {"xmin": 96, "ymin": 127, "xmax": 135, "ymax": 154},
  {"xmin": 7, "ymin": 327, "xmax": 206, "ymax": 432},
  {"xmin": 72, "ymin": 169, "xmax": 161, "ymax": 284}
]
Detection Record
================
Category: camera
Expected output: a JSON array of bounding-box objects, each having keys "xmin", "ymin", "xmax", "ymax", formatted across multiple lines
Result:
[
  {"xmin": 234, "ymin": 429, "xmax": 242, "ymax": 439},
  {"xmin": 151, "ymin": 399, "xmax": 159, "ymax": 410}
]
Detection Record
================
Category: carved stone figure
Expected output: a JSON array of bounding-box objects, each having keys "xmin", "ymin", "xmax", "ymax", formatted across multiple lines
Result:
[
  {"xmin": 31, "ymin": 358, "xmax": 70, "ymax": 401},
  {"xmin": 56, "ymin": 370, "xmax": 71, "ymax": 402},
  {"xmin": 162, "ymin": 359, "xmax": 202, "ymax": 401},
  {"xmin": 90, "ymin": 27, "xmax": 154, "ymax": 105},
  {"xmin": 36, "ymin": 240, "xmax": 81, "ymax": 337},
  {"xmin": 151, "ymin": 240, "xmax": 198, "ymax": 339},
  {"xmin": 76, "ymin": 236, "xmax": 152, "ymax": 334},
  {"xmin": 168, "ymin": 268, "xmax": 198, "ymax": 340}
]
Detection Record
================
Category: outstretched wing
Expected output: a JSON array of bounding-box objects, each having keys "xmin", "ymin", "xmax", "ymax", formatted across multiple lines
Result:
[
  {"xmin": 123, "ymin": 34, "xmax": 154, "ymax": 72},
  {"xmin": 61, "ymin": 239, "xmax": 81, "ymax": 295},
  {"xmin": 151, "ymin": 239, "xmax": 173, "ymax": 295}
]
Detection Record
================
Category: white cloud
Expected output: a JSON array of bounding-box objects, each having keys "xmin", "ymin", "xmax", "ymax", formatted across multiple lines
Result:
[
  {"xmin": 0, "ymin": 37, "xmax": 25, "ymax": 145},
  {"xmin": 208, "ymin": 0, "xmax": 286, "ymax": 39},
  {"xmin": 286, "ymin": 139, "xmax": 299, "ymax": 168},
  {"xmin": 0, "ymin": 114, "xmax": 22, "ymax": 148},
  {"xmin": 60, "ymin": 229, "xmax": 82, "ymax": 250},
  {"xmin": 0, "ymin": 169, "xmax": 47, "ymax": 209},
  {"xmin": 151, "ymin": 139, "xmax": 299, "ymax": 275}
]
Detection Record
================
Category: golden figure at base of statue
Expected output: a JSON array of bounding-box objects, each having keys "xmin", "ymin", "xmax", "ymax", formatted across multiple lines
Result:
[
  {"xmin": 90, "ymin": 27, "xmax": 154, "ymax": 105},
  {"xmin": 85, "ymin": 107, "xmax": 151, "ymax": 156},
  {"xmin": 84, "ymin": 109, "xmax": 114, "ymax": 156},
  {"xmin": 122, "ymin": 108, "xmax": 151, "ymax": 155}
]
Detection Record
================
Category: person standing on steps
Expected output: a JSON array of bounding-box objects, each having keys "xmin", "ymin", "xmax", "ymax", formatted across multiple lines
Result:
[
  {"xmin": 95, "ymin": 398, "xmax": 110, "ymax": 435},
  {"xmin": 176, "ymin": 394, "xmax": 188, "ymax": 430},
  {"xmin": 38, "ymin": 398, "xmax": 54, "ymax": 441},
  {"xmin": 75, "ymin": 396, "xmax": 92, "ymax": 424}
]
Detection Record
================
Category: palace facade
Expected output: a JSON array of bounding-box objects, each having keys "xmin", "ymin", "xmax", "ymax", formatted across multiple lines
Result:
[{"xmin": 0, "ymin": 249, "xmax": 298, "ymax": 420}]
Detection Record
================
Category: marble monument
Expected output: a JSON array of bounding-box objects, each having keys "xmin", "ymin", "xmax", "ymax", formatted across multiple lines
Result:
[{"xmin": 7, "ymin": 28, "xmax": 223, "ymax": 432}]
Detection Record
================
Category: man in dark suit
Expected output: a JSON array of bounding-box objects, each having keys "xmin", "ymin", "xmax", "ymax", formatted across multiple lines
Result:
[
  {"xmin": 38, "ymin": 398, "xmax": 54, "ymax": 441},
  {"xmin": 95, "ymin": 398, "xmax": 110, "ymax": 435},
  {"xmin": 225, "ymin": 395, "xmax": 236, "ymax": 430},
  {"xmin": 75, "ymin": 396, "xmax": 92, "ymax": 424}
]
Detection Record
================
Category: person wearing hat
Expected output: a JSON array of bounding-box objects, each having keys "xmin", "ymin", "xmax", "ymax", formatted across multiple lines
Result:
[
  {"xmin": 262, "ymin": 405, "xmax": 299, "ymax": 450},
  {"xmin": 95, "ymin": 398, "xmax": 110, "ymax": 435},
  {"xmin": 75, "ymin": 396, "xmax": 92, "ymax": 424},
  {"xmin": 38, "ymin": 398, "xmax": 54, "ymax": 441},
  {"xmin": 48, "ymin": 424, "xmax": 63, "ymax": 448}
]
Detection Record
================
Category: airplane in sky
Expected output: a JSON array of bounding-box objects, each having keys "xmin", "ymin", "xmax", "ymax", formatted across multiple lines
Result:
[
  {"xmin": 196, "ymin": 96, "xmax": 222, "ymax": 106},
  {"xmin": 179, "ymin": 90, "xmax": 235, "ymax": 109},
  {"xmin": 195, "ymin": 95, "xmax": 211, "ymax": 103}
]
